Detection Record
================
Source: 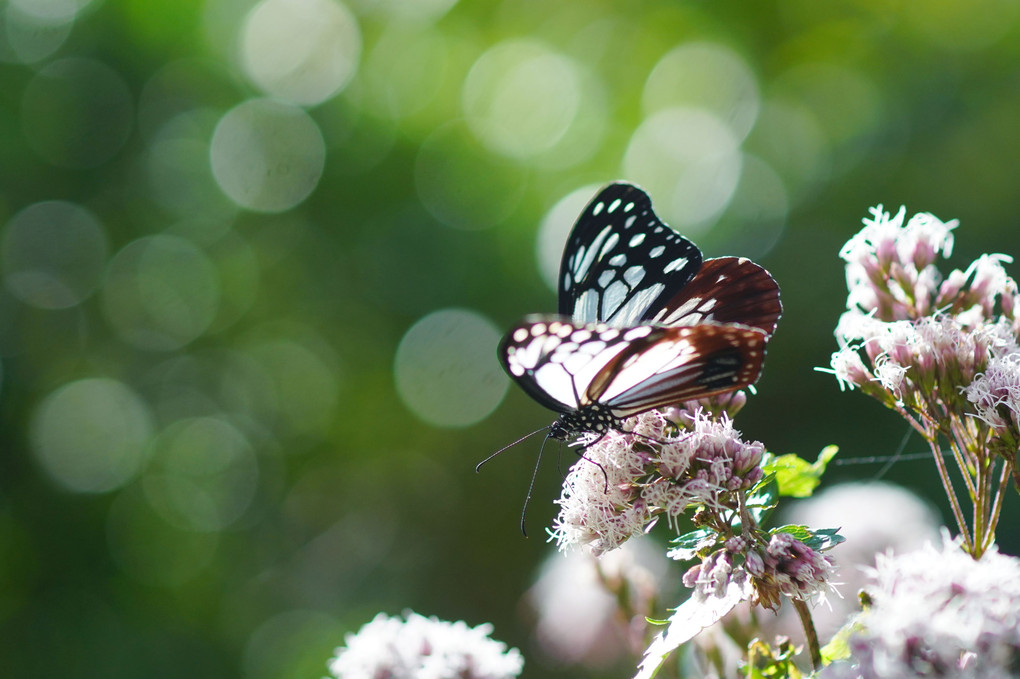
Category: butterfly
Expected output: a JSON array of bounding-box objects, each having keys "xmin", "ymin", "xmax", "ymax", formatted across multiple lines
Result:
[{"xmin": 499, "ymin": 182, "xmax": 782, "ymax": 443}]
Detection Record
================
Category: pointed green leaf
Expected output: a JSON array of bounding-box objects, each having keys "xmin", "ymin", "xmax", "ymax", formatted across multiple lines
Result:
[
  {"xmin": 764, "ymin": 445, "xmax": 838, "ymax": 498},
  {"xmin": 772, "ymin": 525, "xmax": 845, "ymax": 552},
  {"xmin": 666, "ymin": 528, "xmax": 717, "ymax": 561}
]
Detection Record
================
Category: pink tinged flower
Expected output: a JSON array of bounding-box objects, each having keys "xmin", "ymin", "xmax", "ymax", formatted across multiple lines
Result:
[
  {"xmin": 551, "ymin": 440, "xmax": 650, "ymax": 556},
  {"xmin": 724, "ymin": 536, "xmax": 747, "ymax": 553},
  {"xmin": 823, "ymin": 534, "xmax": 1020, "ymax": 679},
  {"xmin": 327, "ymin": 611, "xmax": 524, "ymax": 679},
  {"xmin": 936, "ymin": 267, "xmax": 969, "ymax": 307},
  {"xmin": 834, "ymin": 309, "xmax": 882, "ymax": 348},
  {"xmin": 872, "ymin": 355, "xmax": 908, "ymax": 397},
  {"xmin": 623, "ymin": 409, "xmax": 672, "ymax": 440},
  {"xmin": 965, "ymin": 351, "xmax": 1020, "ymax": 429},
  {"xmin": 685, "ymin": 550, "xmax": 735, "ymax": 598},
  {"xmin": 962, "ymin": 253, "xmax": 1014, "ymax": 317},
  {"xmin": 829, "ymin": 346, "xmax": 872, "ymax": 392},
  {"xmin": 553, "ymin": 411, "xmax": 768, "ymax": 555},
  {"xmin": 682, "ymin": 562, "xmax": 701, "ymax": 589},
  {"xmin": 744, "ymin": 549, "xmax": 765, "ymax": 577},
  {"xmin": 902, "ymin": 211, "xmax": 955, "ymax": 269},
  {"xmin": 839, "ymin": 206, "xmax": 957, "ymax": 321},
  {"xmin": 838, "ymin": 205, "xmax": 907, "ymax": 269},
  {"xmin": 762, "ymin": 532, "xmax": 837, "ymax": 602}
]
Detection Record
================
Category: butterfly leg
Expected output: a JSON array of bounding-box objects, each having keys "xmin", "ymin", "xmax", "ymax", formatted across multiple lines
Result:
[{"xmin": 569, "ymin": 432, "xmax": 610, "ymax": 494}]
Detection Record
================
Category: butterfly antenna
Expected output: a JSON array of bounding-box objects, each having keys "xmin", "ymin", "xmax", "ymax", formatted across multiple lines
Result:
[
  {"xmin": 520, "ymin": 432, "xmax": 553, "ymax": 537},
  {"xmin": 475, "ymin": 424, "xmax": 553, "ymax": 473}
]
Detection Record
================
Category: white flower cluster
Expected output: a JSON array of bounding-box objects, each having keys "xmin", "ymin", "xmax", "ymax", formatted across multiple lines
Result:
[
  {"xmin": 828, "ymin": 203, "xmax": 1020, "ymax": 451},
  {"xmin": 828, "ymin": 204, "xmax": 1020, "ymax": 556},
  {"xmin": 964, "ymin": 341, "xmax": 1020, "ymax": 432},
  {"xmin": 550, "ymin": 409, "xmax": 765, "ymax": 556},
  {"xmin": 327, "ymin": 611, "xmax": 523, "ymax": 679},
  {"xmin": 839, "ymin": 205, "xmax": 957, "ymax": 320},
  {"xmin": 822, "ymin": 536, "xmax": 1020, "ymax": 679}
]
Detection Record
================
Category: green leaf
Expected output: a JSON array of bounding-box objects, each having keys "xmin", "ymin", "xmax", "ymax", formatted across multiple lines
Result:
[
  {"xmin": 821, "ymin": 618, "xmax": 861, "ymax": 664},
  {"xmin": 744, "ymin": 638, "xmax": 803, "ymax": 679},
  {"xmin": 666, "ymin": 528, "xmax": 717, "ymax": 561},
  {"xmin": 764, "ymin": 445, "xmax": 838, "ymax": 498},
  {"xmin": 745, "ymin": 472, "xmax": 779, "ymax": 525},
  {"xmin": 771, "ymin": 525, "xmax": 845, "ymax": 552}
]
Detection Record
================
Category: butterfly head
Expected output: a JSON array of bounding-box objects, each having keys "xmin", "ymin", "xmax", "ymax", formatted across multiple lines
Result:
[{"xmin": 549, "ymin": 403, "xmax": 620, "ymax": 443}]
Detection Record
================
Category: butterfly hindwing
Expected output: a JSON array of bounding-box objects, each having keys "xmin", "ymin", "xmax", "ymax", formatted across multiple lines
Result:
[
  {"xmin": 557, "ymin": 183, "xmax": 781, "ymax": 337},
  {"xmin": 644, "ymin": 256, "xmax": 783, "ymax": 336}
]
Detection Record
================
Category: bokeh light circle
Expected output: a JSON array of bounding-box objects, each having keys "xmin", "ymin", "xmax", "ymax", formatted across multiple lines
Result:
[
  {"xmin": 536, "ymin": 184, "xmax": 600, "ymax": 292},
  {"xmin": 2, "ymin": 200, "xmax": 108, "ymax": 309},
  {"xmin": 241, "ymin": 0, "xmax": 361, "ymax": 106},
  {"xmin": 102, "ymin": 235, "xmax": 221, "ymax": 351},
  {"xmin": 745, "ymin": 99, "xmax": 830, "ymax": 204},
  {"xmin": 107, "ymin": 486, "xmax": 219, "ymax": 587},
  {"xmin": 148, "ymin": 110, "xmax": 237, "ymax": 221},
  {"xmin": 715, "ymin": 154, "xmax": 788, "ymax": 258},
  {"xmin": 394, "ymin": 308, "xmax": 508, "ymax": 428},
  {"xmin": 363, "ymin": 23, "xmax": 448, "ymax": 120},
  {"xmin": 415, "ymin": 120, "xmax": 528, "ymax": 231},
  {"xmin": 31, "ymin": 378, "xmax": 155, "ymax": 494},
  {"xmin": 8, "ymin": 0, "xmax": 94, "ymax": 25},
  {"xmin": 643, "ymin": 42, "xmax": 760, "ymax": 141},
  {"xmin": 143, "ymin": 417, "xmax": 259, "ymax": 532},
  {"xmin": 1, "ymin": 6, "xmax": 73, "ymax": 64},
  {"xmin": 462, "ymin": 39, "xmax": 583, "ymax": 159},
  {"xmin": 772, "ymin": 63, "xmax": 881, "ymax": 175},
  {"xmin": 234, "ymin": 332, "xmax": 341, "ymax": 439},
  {"xmin": 623, "ymin": 107, "xmax": 742, "ymax": 234},
  {"xmin": 21, "ymin": 58, "xmax": 133, "ymax": 168},
  {"xmin": 210, "ymin": 98, "xmax": 326, "ymax": 213}
]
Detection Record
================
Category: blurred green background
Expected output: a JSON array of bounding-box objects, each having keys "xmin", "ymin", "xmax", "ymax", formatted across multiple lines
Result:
[{"xmin": 1, "ymin": 0, "xmax": 1019, "ymax": 676}]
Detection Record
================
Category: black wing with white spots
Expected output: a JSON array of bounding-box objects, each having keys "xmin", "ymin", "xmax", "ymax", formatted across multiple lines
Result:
[
  {"xmin": 558, "ymin": 183, "xmax": 781, "ymax": 336},
  {"xmin": 499, "ymin": 316, "xmax": 768, "ymax": 441},
  {"xmin": 559, "ymin": 183, "xmax": 703, "ymax": 326}
]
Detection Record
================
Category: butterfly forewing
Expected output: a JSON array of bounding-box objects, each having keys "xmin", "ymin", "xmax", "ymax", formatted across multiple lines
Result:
[
  {"xmin": 559, "ymin": 183, "xmax": 703, "ymax": 326},
  {"xmin": 500, "ymin": 317, "xmax": 768, "ymax": 422},
  {"xmin": 499, "ymin": 317, "xmax": 634, "ymax": 414}
]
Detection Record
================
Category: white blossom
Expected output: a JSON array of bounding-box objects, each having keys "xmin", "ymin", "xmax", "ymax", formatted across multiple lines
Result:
[
  {"xmin": 965, "ymin": 350, "xmax": 1020, "ymax": 429},
  {"xmin": 327, "ymin": 611, "xmax": 523, "ymax": 679},
  {"xmin": 551, "ymin": 411, "xmax": 765, "ymax": 555},
  {"xmin": 822, "ymin": 535, "xmax": 1020, "ymax": 679}
]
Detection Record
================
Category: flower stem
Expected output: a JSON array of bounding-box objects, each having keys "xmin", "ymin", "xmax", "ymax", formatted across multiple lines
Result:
[
  {"xmin": 926, "ymin": 434, "xmax": 974, "ymax": 554},
  {"xmin": 792, "ymin": 598, "xmax": 821, "ymax": 670}
]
